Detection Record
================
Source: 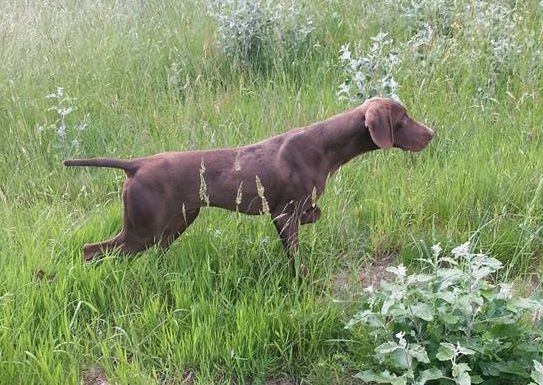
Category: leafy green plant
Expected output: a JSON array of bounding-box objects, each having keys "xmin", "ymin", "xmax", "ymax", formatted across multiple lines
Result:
[
  {"xmin": 37, "ymin": 86, "xmax": 88, "ymax": 158},
  {"xmin": 346, "ymin": 242, "xmax": 543, "ymax": 385},
  {"xmin": 337, "ymin": 32, "xmax": 402, "ymax": 103},
  {"xmin": 530, "ymin": 360, "xmax": 543, "ymax": 385},
  {"xmin": 208, "ymin": 0, "xmax": 313, "ymax": 65}
]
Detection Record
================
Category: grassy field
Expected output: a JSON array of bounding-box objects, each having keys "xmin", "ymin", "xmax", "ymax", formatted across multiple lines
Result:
[{"xmin": 1, "ymin": 0, "xmax": 542, "ymax": 383}]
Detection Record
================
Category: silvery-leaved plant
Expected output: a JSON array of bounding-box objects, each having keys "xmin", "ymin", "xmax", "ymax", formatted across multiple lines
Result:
[
  {"xmin": 464, "ymin": 1, "xmax": 523, "ymax": 70},
  {"xmin": 346, "ymin": 241, "xmax": 543, "ymax": 384},
  {"xmin": 398, "ymin": 0, "xmax": 458, "ymax": 37},
  {"xmin": 37, "ymin": 87, "xmax": 88, "ymax": 154},
  {"xmin": 530, "ymin": 360, "xmax": 543, "ymax": 385},
  {"xmin": 45, "ymin": 86, "xmax": 76, "ymax": 142},
  {"xmin": 337, "ymin": 32, "xmax": 401, "ymax": 104},
  {"xmin": 384, "ymin": 0, "xmax": 541, "ymax": 85},
  {"xmin": 208, "ymin": 0, "xmax": 313, "ymax": 65},
  {"xmin": 407, "ymin": 23, "xmax": 434, "ymax": 51}
]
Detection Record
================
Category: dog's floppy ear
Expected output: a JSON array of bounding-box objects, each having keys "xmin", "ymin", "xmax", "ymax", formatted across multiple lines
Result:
[{"xmin": 364, "ymin": 102, "xmax": 394, "ymax": 149}]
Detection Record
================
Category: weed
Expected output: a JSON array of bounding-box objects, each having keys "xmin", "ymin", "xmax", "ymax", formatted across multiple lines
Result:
[
  {"xmin": 347, "ymin": 242, "xmax": 543, "ymax": 384},
  {"xmin": 37, "ymin": 87, "xmax": 88, "ymax": 157},
  {"xmin": 337, "ymin": 32, "xmax": 401, "ymax": 103},
  {"xmin": 208, "ymin": 0, "xmax": 313, "ymax": 66}
]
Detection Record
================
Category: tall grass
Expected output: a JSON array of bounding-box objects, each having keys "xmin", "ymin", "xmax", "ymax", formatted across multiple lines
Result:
[{"xmin": 0, "ymin": 0, "xmax": 542, "ymax": 383}]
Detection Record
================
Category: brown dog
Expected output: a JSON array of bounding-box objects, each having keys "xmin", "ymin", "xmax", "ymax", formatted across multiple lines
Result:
[{"xmin": 65, "ymin": 97, "xmax": 434, "ymax": 262}]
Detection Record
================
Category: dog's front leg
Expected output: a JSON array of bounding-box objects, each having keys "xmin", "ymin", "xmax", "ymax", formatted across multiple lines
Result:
[
  {"xmin": 272, "ymin": 207, "xmax": 308, "ymax": 276},
  {"xmin": 273, "ymin": 211, "xmax": 299, "ymax": 256},
  {"xmin": 300, "ymin": 205, "xmax": 321, "ymax": 225}
]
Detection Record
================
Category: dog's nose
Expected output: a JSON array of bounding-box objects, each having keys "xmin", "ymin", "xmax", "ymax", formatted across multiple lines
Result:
[{"xmin": 425, "ymin": 125, "xmax": 435, "ymax": 139}]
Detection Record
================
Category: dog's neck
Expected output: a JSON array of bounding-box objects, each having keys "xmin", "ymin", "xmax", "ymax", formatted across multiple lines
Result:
[{"xmin": 311, "ymin": 107, "xmax": 379, "ymax": 174}]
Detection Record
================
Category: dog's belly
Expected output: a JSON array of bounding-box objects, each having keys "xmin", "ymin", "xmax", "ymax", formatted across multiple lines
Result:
[
  {"xmin": 208, "ymin": 176, "xmax": 275, "ymax": 215},
  {"xmin": 211, "ymin": 200, "xmax": 263, "ymax": 215}
]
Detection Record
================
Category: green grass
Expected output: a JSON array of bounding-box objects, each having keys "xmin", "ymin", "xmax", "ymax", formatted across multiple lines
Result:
[{"xmin": 0, "ymin": 0, "xmax": 542, "ymax": 383}]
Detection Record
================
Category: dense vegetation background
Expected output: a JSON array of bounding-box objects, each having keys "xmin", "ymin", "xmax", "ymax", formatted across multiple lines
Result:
[{"xmin": 0, "ymin": 0, "xmax": 542, "ymax": 383}]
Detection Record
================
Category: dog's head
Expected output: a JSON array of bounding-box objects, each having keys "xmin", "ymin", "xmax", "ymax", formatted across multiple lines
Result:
[{"xmin": 362, "ymin": 97, "xmax": 434, "ymax": 152}]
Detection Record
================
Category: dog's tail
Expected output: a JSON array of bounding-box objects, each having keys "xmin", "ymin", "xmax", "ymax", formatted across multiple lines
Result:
[{"xmin": 63, "ymin": 158, "xmax": 139, "ymax": 176}]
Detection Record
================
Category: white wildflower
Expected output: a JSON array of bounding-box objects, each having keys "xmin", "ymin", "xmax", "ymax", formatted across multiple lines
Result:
[
  {"xmin": 58, "ymin": 106, "xmax": 74, "ymax": 117},
  {"xmin": 395, "ymin": 331, "xmax": 407, "ymax": 348},
  {"xmin": 452, "ymin": 241, "xmax": 471, "ymax": 257},
  {"xmin": 57, "ymin": 123, "xmax": 66, "ymax": 140},
  {"xmin": 497, "ymin": 283, "xmax": 513, "ymax": 299},
  {"xmin": 387, "ymin": 264, "xmax": 407, "ymax": 279},
  {"xmin": 431, "ymin": 243, "xmax": 442, "ymax": 257},
  {"xmin": 339, "ymin": 43, "xmax": 351, "ymax": 61}
]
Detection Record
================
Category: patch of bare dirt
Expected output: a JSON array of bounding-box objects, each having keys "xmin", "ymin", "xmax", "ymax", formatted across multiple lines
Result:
[
  {"xmin": 156, "ymin": 368, "xmax": 196, "ymax": 385},
  {"xmin": 528, "ymin": 273, "xmax": 541, "ymax": 294},
  {"xmin": 515, "ymin": 272, "xmax": 542, "ymax": 297},
  {"xmin": 265, "ymin": 378, "xmax": 297, "ymax": 385},
  {"xmin": 34, "ymin": 269, "xmax": 56, "ymax": 282},
  {"xmin": 82, "ymin": 366, "xmax": 108, "ymax": 385},
  {"xmin": 181, "ymin": 369, "xmax": 196, "ymax": 384},
  {"xmin": 331, "ymin": 249, "xmax": 398, "ymax": 299},
  {"xmin": 359, "ymin": 249, "xmax": 397, "ymax": 289}
]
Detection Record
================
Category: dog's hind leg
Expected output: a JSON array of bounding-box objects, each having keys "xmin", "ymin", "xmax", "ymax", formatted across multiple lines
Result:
[
  {"xmin": 159, "ymin": 208, "xmax": 200, "ymax": 250},
  {"xmin": 83, "ymin": 230, "xmax": 156, "ymax": 261},
  {"xmin": 82, "ymin": 179, "xmax": 169, "ymax": 262},
  {"xmin": 83, "ymin": 233, "xmax": 125, "ymax": 262}
]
